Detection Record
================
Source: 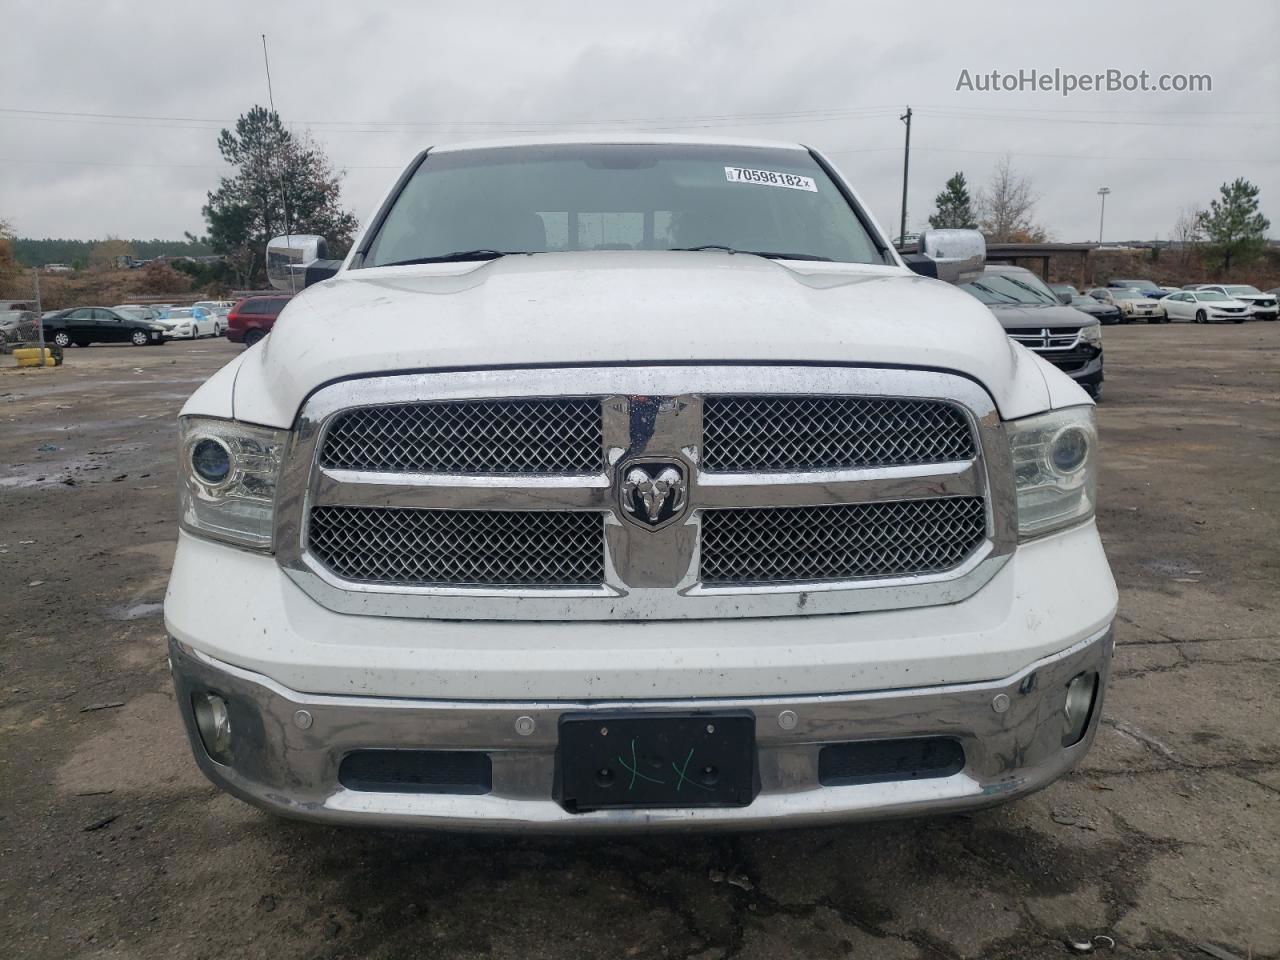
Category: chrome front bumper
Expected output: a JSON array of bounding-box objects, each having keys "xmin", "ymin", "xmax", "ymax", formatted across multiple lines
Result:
[{"xmin": 169, "ymin": 626, "xmax": 1112, "ymax": 833}]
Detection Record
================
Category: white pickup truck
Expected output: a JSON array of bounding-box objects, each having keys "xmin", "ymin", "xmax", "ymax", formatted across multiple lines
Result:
[{"xmin": 165, "ymin": 136, "xmax": 1116, "ymax": 831}]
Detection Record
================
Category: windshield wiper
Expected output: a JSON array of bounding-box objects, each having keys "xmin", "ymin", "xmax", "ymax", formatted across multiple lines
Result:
[
  {"xmin": 967, "ymin": 281, "xmax": 1025, "ymax": 305},
  {"xmin": 1001, "ymin": 276, "xmax": 1059, "ymax": 304},
  {"xmin": 669, "ymin": 245, "xmax": 833, "ymax": 262},
  {"xmin": 379, "ymin": 249, "xmax": 527, "ymax": 267}
]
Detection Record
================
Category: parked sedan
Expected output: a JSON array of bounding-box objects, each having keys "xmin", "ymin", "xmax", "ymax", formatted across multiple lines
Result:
[
  {"xmin": 114, "ymin": 304, "xmax": 162, "ymax": 322},
  {"xmin": 41, "ymin": 307, "xmax": 168, "ymax": 347},
  {"xmin": 0, "ymin": 309, "xmax": 39, "ymax": 344},
  {"xmin": 156, "ymin": 306, "xmax": 218, "ymax": 339},
  {"xmin": 1108, "ymin": 278, "xmax": 1172, "ymax": 300},
  {"xmin": 1161, "ymin": 290, "xmax": 1251, "ymax": 323},
  {"xmin": 1069, "ymin": 294, "xmax": 1123, "ymax": 325},
  {"xmin": 1088, "ymin": 287, "xmax": 1167, "ymax": 323},
  {"xmin": 1191, "ymin": 284, "xmax": 1277, "ymax": 321}
]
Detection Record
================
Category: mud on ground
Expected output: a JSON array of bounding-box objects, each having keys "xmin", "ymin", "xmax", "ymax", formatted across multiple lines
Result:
[{"xmin": 1, "ymin": 326, "xmax": 1276, "ymax": 959}]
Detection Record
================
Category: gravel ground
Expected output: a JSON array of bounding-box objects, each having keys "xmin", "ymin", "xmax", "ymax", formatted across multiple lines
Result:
[{"xmin": 1, "ymin": 324, "xmax": 1276, "ymax": 960}]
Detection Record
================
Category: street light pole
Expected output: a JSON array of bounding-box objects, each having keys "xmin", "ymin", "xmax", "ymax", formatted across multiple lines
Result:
[
  {"xmin": 1097, "ymin": 187, "xmax": 1111, "ymax": 244},
  {"xmin": 899, "ymin": 106, "xmax": 912, "ymax": 246}
]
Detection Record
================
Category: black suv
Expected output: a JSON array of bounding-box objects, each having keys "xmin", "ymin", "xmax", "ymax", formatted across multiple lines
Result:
[
  {"xmin": 42, "ymin": 307, "xmax": 169, "ymax": 347},
  {"xmin": 961, "ymin": 265, "xmax": 1104, "ymax": 398}
]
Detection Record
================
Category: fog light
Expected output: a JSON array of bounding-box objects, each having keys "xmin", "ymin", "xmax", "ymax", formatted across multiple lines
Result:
[
  {"xmin": 192, "ymin": 692, "xmax": 233, "ymax": 763},
  {"xmin": 1063, "ymin": 672, "xmax": 1099, "ymax": 747}
]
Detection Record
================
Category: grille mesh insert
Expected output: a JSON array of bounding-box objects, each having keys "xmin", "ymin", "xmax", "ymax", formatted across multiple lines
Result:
[
  {"xmin": 320, "ymin": 398, "xmax": 603, "ymax": 474},
  {"xmin": 702, "ymin": 396, "xmax": 974, "ymax": 471},
  {"xmin": 309, "ymin": 507, "xmax": 605, "ymax": 586},
  {"xmin": 700, "ymin": 497, "xmax": 986, "ymax": 584}
]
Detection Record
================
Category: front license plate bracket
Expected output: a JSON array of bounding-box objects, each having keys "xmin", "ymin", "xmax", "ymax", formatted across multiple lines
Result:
[{"xmin": 556, "ymin": 712, "xmax": 758, "ymax": 813}]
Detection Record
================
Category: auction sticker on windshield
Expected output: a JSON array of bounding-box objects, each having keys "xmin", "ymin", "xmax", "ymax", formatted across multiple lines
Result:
[{"xmin": 724, "ymin": 166, "xmax": 818, "ymax": 191}]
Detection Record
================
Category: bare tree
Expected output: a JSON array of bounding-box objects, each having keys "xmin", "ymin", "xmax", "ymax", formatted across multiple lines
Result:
[
  {"xmin": 1169, "ymin": 205, "xmax": 1203, "ymax": 275},
  {"xmin": 977, "ymin": 156, "xmax": 1047, "ymax": 242}
]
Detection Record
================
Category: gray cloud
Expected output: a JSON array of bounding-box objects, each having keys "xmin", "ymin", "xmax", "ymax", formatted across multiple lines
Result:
[{"xmin": 3, "ymin": 0, "xmax": 1277, "ymax": 242}]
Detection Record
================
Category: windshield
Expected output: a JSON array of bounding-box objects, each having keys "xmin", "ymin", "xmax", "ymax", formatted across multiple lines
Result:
[
  {"xmin": 1197, "ymin": 291, "xmax": 1229, "ymax": 301},
  {"xmin": 960, "ymin": 272, "xmax": 1059, "ymax": 306},
  {"xmin": 1112, "ymin": 290, "xmax": 1147, "ymax": 300},
  {"xmin": 1070, "ymin": 296, "xmax": 1097, "ymax": 306},
  {"xmin": 1114, "ymin": 279, "xmax": 1158, "ymax": 291},
  {"xmin": 362, "ymin": 143, "xmax": 886, "ymax": 267},
  {"xmin": 1224, "ymin": 285, "xmax": 1260, "ymax": 295},
  {"xmin": 168, "ymin": 309, "xmax": 193, "ymax": 318}
]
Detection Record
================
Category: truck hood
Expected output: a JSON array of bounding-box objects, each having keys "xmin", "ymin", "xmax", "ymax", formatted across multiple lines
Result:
[
  {"xmin": 230, "ymin": 251, "xmax": 1055, "ymax": 426},
  {"xmin": 984, "ymin": 303, "xmax": 1099, "ymax": 330}
]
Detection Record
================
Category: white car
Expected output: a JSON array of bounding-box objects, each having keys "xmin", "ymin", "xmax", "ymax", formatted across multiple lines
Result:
[
  {"xmin": 1161, "ymin": 289, "xmax": 1251, "ymax": 323},
  {"xmin": 157, "ymin": 306, "xmax": 218, "ymax": 339},
  {"xmin": 193, "ymin": 301, "xmax": 235, "ymax": 335},
  {"xmin": 166, "ymin": 136, "xmax": 1116, "ymax": 831},
  {"xmin": 1087, "ymin": 287, "xmax": 1166, "ymax": 323},
  {"xmin": 1190, "ymin": 284, "xmax": 1277, "ymax": 321}
]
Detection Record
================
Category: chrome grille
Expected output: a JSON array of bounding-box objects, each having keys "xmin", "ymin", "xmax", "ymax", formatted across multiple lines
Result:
[
  {"xmin": 320, "ymin": 398, "xmax": 603, "ymax": 474},
  {"xmin": 700, "ymin": 497, "xmax": 986, "ymax": 584},
  {"xmin": 1008, "ymin": 328, "xmax": 1081, "ymax": 352},
  {"xmin": 309, "ymin": 507, "xmax": 605, "ymax": 586},
  {"xmin": 702, "ymin": 396, "xmax": 974, "ymax": 471}
]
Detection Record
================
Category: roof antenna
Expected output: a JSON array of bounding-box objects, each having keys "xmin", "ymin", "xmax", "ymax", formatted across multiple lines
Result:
[{"xmin": 262, "ymin": 33, "xmax": 296, "ymax": 293}]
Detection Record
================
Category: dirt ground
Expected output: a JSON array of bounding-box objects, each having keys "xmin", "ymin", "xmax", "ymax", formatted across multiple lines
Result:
[{"xmin": 1, "ymin": 325, "xmax": 1277, "ymax": 960}]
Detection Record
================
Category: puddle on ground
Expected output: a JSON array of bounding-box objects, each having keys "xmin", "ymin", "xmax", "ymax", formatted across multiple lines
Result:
[{"xmin": 104, "ymin": 602, "xmax": 164, "ymax": 621}]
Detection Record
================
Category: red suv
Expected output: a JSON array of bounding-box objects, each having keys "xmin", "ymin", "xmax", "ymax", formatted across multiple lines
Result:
[{"xmin": 225, "ymin": 295, "xmax": 292, "ymax": 347}]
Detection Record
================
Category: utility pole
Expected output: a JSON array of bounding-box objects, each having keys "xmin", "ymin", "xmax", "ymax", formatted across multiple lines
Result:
[
  {"xmin": 1097, "ymin": 187, "xmax": 1110, "ymax": 244},
  {"xmin": 899, "ymin": 106, "xmax": 912, "ymax": 247}
]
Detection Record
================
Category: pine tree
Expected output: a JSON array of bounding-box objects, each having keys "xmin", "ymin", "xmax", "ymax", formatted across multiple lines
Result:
[
  {"xmin": 928, "ymin": 172, "xmax": 977, "ymax": 230},
  {"xmin": 203, "ymin": 107, "xmax": 358, "ymax": 288},
  {"xmin": 1197, "ymin": 178, "xmax": 1270, "ymax": 275}
]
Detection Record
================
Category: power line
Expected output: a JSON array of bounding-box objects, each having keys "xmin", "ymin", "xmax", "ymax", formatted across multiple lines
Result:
[
  {"xmin": 4, "ymin": 102, "xmax": 1276, "ymax": 130},
  {"xmin": 0, "ymin": 156, "xmax": 400, "ymax": 170},
  {"xmin": 0, "ymin": 104, "xmax": 901, "ymax": 131},
  {"xmin": 914, "ymin": 106, "xmax": 1278, "ymax": 129}
]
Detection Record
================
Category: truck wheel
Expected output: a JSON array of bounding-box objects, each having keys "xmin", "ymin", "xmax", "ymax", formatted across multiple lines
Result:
[
  {"xmin": 243, "ymin": 329, "xmax": 266, "ymax": 348},
  {"xmin": 52, "ymin": 331, "xmax": 72, "ymax": 348},
  {"xmin": 1195, "ymin": 310, "xmax": 1206, "ymax": 324}
]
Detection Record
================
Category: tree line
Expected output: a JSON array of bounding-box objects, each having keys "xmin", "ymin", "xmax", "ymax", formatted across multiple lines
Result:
[
  {"xmin": 925, "ymin": 159, "xmax": 1271, "ymax": 274},
  {"xmin": 10, "ymin": 236, "xmax": 213, "ymax": 269}
]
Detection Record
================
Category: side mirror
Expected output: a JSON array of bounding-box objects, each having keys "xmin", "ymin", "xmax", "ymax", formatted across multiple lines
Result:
[
  {"xmin": 266, "ymin": 235, "xmax": 337, "ymax": 292},
  {"xmin": 1057, "ymin": 292, "xmax": 1072, "ymax": 305},
  {"xmin": 902, "ymin": 229, "xmax": 986, "ymax": 285}
]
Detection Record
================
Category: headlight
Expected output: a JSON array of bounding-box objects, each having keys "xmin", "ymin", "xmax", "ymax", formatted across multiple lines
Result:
[
  {"xmin": 1007, "ymin": 405, "xmax": 1097, "ymax": 539},
  {"xmin": 1078, "ymin": 325, "xmax": 1102, "ymax": 347},
  {"xmin": 179, "ymin": 416, "xmax": 287, "ymax": 549}
]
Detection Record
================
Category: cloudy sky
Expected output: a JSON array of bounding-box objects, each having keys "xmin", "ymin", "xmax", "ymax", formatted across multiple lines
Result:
[{"xmin": 3, "ymin": 0, "xmax": 1277, "ymax": 243}]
